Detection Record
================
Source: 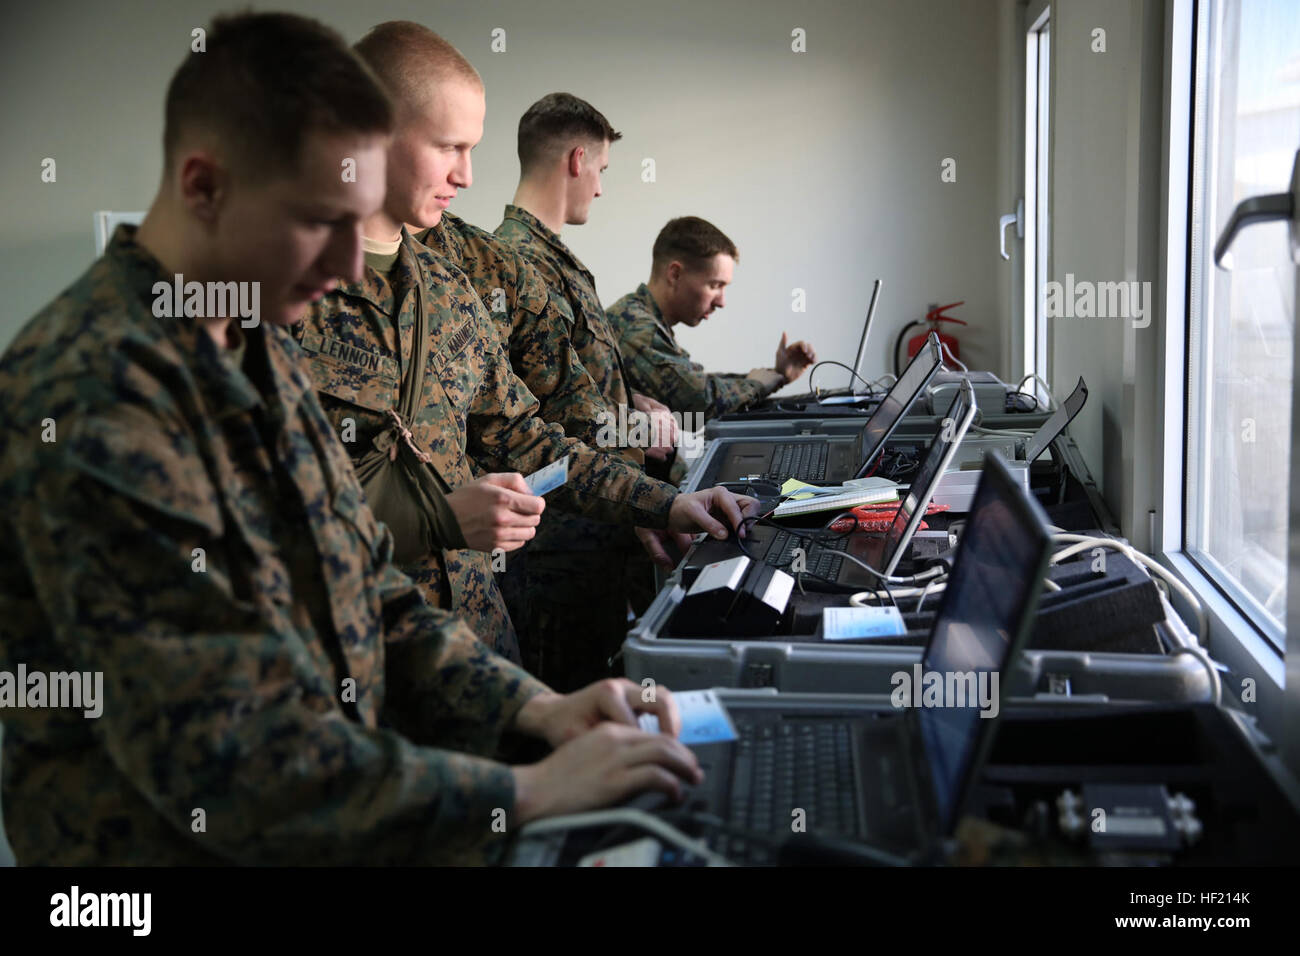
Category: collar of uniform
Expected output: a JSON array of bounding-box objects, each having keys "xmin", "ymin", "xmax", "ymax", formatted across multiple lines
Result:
[
  {"xmin": 412, "ymin": 213, "xmax": 467, "ymax": 265},
  {"xmin": 501, "ymin": 203, "xmax": 593, "ymax": 280},
  {"xmin": 330, "ymin": 227, "xmax": 422, "ymax": 313},
  {"xmin": 632, "ymin": 282, "xmax": 679, "ymax": 345},
  {"xmin": 106, "ymin": 225, "xmax": 264, "ymax": 417}
]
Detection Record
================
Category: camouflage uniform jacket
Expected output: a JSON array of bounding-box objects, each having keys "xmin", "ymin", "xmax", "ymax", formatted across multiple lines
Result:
[
  {"xmin": 414, "ymin": 214, "xmax": 639, "ymax": 463},
  {"xmin": 607, "ymin": 283, "xmax": 783, "ymax": 420},
  {"xmin": 495, "ymin": 205, "xmax": 646, "ymax": 552},
  {"xmin": 294, "ymin": 232, "xmax": 675, "ymax": 622},
  {"xmin": 0, "ymin": 226, "xmax": 548, "ymax": 865}
]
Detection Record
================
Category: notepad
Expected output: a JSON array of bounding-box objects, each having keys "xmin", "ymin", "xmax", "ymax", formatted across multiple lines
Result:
[{"xmin": 771, "ymin": 477, "xmax": 899, "ymax": 518}]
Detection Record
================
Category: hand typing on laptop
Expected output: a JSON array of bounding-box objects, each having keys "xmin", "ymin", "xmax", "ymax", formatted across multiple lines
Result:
[{"xmin": 511, "ymin": 679, "xmax": 705, "ymax": 823}]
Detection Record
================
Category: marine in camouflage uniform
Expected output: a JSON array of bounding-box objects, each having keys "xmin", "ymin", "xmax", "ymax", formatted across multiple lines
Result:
[
  {"xmin": 414, "ymin": 213, "xmax": 639, "ymax": 461},
  {"xmin": 495, "ymin": 204, "xmax": 660, "ymax": 690},
  {"xmin": 413, "ymin": 213, "xmax": 645, "ymax": 671},
  {"xmin": 606, "ymin": 282, "xmax": 785, "ymax": 420},
  {"xmin": 295, "ymin": 230, "xmax": 674, "ymax": 670},
  {"xmin": 0, "ymin": 226, "xmax": 549, "ymax": 865}
]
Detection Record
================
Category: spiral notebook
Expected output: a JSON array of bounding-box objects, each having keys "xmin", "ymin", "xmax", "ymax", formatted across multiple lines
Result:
[{"xmin": 771, "ymin": 477, "xmax": 899, "ymax": 518}]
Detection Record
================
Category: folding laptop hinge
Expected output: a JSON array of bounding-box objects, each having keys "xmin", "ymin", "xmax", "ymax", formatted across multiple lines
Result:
[{"xmin": 741, "ymin": 662, "xmax": 774, "ymax": 688}]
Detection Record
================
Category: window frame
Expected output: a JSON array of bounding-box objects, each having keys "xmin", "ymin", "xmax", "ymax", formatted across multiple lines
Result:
[{"xmin": 1154, "ymin": 0, "xmax": 1288, "ymax": 740}]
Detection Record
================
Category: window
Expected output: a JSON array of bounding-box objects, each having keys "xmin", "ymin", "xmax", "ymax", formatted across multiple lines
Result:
[
  {"xmin": 1185, "ymin": 0, "xmax": 1299, "ymax": 646},
  {"xmin": 1023, "ymin": 7, "xmax": 1051, "ymax": 383}
]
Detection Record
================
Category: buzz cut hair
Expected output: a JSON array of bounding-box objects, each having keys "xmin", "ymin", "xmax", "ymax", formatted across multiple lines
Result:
[
  {"xmin": 162, "ymin": 12, "xmax": 393, "ymax": 179},
  {"xmin": 517, "ymin": 92, "xmax": 622, "ymax": 177},
  {"xmin": 651, "ymin": 217, "xmax": 739, "ymax": 278},
  {"xmin": 353, "ymin": 20, "xmax": 482, "ymax": 118}
]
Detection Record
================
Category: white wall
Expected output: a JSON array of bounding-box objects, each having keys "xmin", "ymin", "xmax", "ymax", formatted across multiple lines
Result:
[
  {"xmin": 0, "ymin": 0, "xmax": 1008, "ymax": 389},
  {"xmin": 1047, "ymin": 0, "xmax": 1165, "ymax": 537}
]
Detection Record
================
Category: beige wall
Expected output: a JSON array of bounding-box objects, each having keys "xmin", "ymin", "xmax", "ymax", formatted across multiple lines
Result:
[{"xmin": 0, "ymin": 0, "xmax": 1008, "ymax": 387}]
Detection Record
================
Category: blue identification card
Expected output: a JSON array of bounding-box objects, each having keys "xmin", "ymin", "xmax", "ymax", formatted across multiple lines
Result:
[
  {"xmin": 638, "ymin": 689, "xmax": 738, "ymax": 745},
  {"xmin": 524, "ymin": 455, "xmax": 570, "ymax": 496},
  {"xmin": 822, "ymin": 605, "xmax": 906, "ymax": 640}
]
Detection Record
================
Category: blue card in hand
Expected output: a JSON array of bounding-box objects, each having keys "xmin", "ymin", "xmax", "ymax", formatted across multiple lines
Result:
[{"xmin": 524, "ymin": 455, "xmax": 570, "ymax": 496}]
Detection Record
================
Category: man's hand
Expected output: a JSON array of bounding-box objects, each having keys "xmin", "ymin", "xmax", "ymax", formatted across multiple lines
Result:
[
  {"xmin": 666, "ymin": 487, "xmax": 759, "ymax": 540},
  {"xmin": 630, "ymin": 393, "xmax": 678, "ymax": 461},
  {"xmin": 635, "ymin": 526, "xmax": 695, "ymax": 570},
  {"xmin": 511, "ymin": 722, "xmax": 703, "ymax": 825},
  {"xmin": 775, "ymin": 331, "xmax": 817, "ymax": 384},
  {"xmin": 513, "ymin": 678, "xmax": 683, "ymax": 747},
  {"xmin": 444, "ymin": 472, "xmax": 544, "ymax": 553}
]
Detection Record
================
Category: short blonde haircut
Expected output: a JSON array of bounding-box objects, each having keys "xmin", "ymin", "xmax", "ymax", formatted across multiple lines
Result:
[{"xmin": 353, "ymin": 20, "xmax": 482, "ymax": 118}]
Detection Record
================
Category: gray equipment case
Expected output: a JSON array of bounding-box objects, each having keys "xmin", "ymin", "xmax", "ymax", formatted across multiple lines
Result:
[{"xmin": 630, "ymin": 434, "xmax": 1205, "ymax": 704}]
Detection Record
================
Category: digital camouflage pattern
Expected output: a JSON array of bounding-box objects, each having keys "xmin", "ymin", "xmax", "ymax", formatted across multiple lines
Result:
[
  {"xmin": 294, "ymin": 231, "xmax": 676, "ymax": 659},
  {"xmin": 495, "ymin": 205, "xmax": 657, "ymax": 690},
  {"xmin": 414, "ymin": 213, "xmax": 640, "ymax": 463},
  {"xmin": 0, "ymin": 226, "xmax": 549, "ymax": 865},
  {"xmin": 495, "ymin": 204, "xmax": 633, "ymax": 411},
  {"xmin": 607, "ymin": 282, "xmax": 783, "ymax": 420}
]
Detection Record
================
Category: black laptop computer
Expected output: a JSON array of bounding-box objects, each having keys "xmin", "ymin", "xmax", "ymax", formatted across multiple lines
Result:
[
  {"xmin": 697, "ymin": 379, "xmax": 978, "ymax": 591},
  {"xmin": 794, "ymin": 278, "xmax": 883, "ymax": 406},
  {"xmin": 708, "ymin": 333, "xmax": 945, "ymax": 486},
  {"xmin": 950, "ymin": 376, "xmax": 1089, "ymax": 467},
  {"xmin": 681, "ymin": 451, "xmax": 1054, "ymax": 865}
]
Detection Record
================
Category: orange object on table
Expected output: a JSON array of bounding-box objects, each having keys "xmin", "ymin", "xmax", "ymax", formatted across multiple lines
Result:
[{"xmin": 829, "ymin": 501, "xmax": 949, "ymax": 533}]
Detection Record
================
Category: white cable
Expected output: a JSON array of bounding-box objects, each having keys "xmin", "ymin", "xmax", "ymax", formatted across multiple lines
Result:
[
  {"xmin": 851, "ymin": 583, "xmax": 946, "ymax": 606},
  {"xmin": 873, "ymin": 373, "xmax": 898, "ymax": 388},
  {"xmin": 1017, "ymin": 373, "xmax": 1057, "ymax": 411},
  {"xmin": 1049, "ymin": 534, "xmax": 1208, "ymax": 646},
  {"xmin": 915, "ymin": 576, "xmax": 943, "ymax": 611},
  {"xmin": 1170, "ymin": 645, "xmax": 1223, "ymax": 706},
  {"xmin": 517, "ymin": 808, "xmax": 731, "ymax": 866},
  {"xmin": 968, "ymin": 424, "xmax": 1036, "ymax": 438},
  {"xmin": 832, "ymin": 549, "xmax": 946, "ymax": 586},
  {"xmin": 940, "ymin": 341, "xmax": 969, "ymax": 373}
]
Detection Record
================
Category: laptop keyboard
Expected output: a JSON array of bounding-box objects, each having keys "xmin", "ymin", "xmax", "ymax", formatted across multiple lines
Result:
[
  {"xmin": 767, "ymin": 442, "xmax": 829, "ymax": 481},
  {"xmin": 713, "ymin": 719, "xmax": 861, "ymax": 865},
  {"xmin": 764, "ymin": 530, "xmax": 850, "ymax": 579}
]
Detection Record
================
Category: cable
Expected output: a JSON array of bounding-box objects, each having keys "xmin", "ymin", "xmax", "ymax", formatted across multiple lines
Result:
[
  {"xmin": 893, "ymin": 320, "xmax": 927, "ymax": 377},
  {"xmin": 967, "ymin": 424, "xmax": 1036, "ymax": 438},
  {"xmin": 517, "ymin": 808, "xmax": 732, "ymax": 866},
  {"xmin": 682, "ymin": 811, "xmax": 914, "ymax": 866},
  {"xmin": 1048, "ymin": 534, "xmax": 1208, "ymax": 647},
  {"xmin": 806, "ymin": 360, "xmax": 884, "ymax": 403},
  {"xmin": 914, "ymin": 575, "xmax": 944, "ymax": 611},
  {"xmin": 852, "ymin": 581, "xmax": 946, "ymax": 606},
  {"xmin": 1016, "ymin": 373, "xmax": 1057, "ymax": 412},
  {"xmin": 939, "ymin": 340, "xmax": 968, "ymax": 373},
  {"xmin": 1170, "ymin": 645, "xmax": 1224, "ymax": 706}
]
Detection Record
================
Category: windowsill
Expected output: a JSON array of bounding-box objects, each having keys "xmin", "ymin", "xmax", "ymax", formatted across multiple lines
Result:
[{"xmin": 1157, "ymin": 549, "xmax": 1286, "ymax": 731}]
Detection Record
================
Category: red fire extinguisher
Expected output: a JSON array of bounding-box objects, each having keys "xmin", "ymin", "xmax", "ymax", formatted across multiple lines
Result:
[{"xmin": 896, "ymin": 301, "xmax": 967, "ymax": 375}]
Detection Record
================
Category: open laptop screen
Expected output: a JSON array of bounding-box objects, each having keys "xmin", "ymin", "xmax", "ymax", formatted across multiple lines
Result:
[
  {"xmin": 915, "ymin": 452, "xmax": 1052, "ymax": 834},
  {"xmin": 1025, "ymin": 376, "xmax": 1088, "ymax": 462},
  {"xmin": 818, "ymin": 279, "xmax": 883, "ymax": 405},
  {"xmin": 850, "ymin": 333, "xmax": 944, "ymax": 477},
  {"xmin": 878, "ymin": 380, "xmax": 976, "ymax": 575}
]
